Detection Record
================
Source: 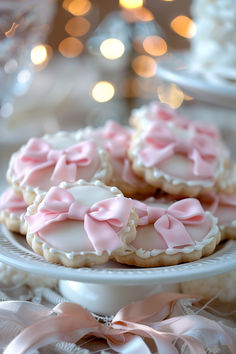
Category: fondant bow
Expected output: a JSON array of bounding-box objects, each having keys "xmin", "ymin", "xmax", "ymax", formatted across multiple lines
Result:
[
  {"xmin": 139, "ymin": 122, "xmax": 217, "ymax": 178},
  {"xmin": 2, "ymin": 292, "xmax": 235, "ymax": 354},
  {"xmin": 133, "ymin": 199, "xmax": 205, "ymax": 248},
  {"xmin": 26, "ymin": 186, "xmax": 133, "ymax": 254},
  {"xmin": 103, "ymin": 120, "xmax": 131, "ymax": 159},
  {"xmin": 14, "ymin": 138, "xmax": 98, "ymax": 185},
  {"xmin": 150, "ymin": 102, "xmax": 219, "ymax": 138},
  {"xmin": 0, "ymin": 188, "xmax": 27, "ymax": 213}
]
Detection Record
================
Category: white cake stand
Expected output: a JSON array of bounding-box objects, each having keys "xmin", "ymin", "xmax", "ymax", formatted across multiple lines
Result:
[
  {"xmin": 1, "ymin": 224, "xmax": 236, "ymax": 315},
  {"xmin": 157, "ymin": 51, "xmax": 236, "ymax": 108}
]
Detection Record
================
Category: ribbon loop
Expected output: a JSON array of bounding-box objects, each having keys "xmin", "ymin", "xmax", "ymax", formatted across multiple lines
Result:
[{"xmin": 133, "ymin": 199, "xmax": 205, "ymax": 248}]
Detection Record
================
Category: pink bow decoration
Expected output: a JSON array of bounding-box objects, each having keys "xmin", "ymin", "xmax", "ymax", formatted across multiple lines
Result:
[
  {"xmin": 26, "ymin": 186, "xmax": 133, "ymax": 254},
  {"xmin": 14, "ymin": 138, "xmax": 98, "ymax": 185},
  {"xmin": 150, "ymin": 102, "xmax": 220, "ymax": 139},
  {"xmin": 139, "ymin": 122, "xmax": 217, "ymax": 178},
  {"xmin": 103, "ymin": 120, "xmax": 131, "ymax": 159},
  {"xmin": 0, "ymin": 188, "xmax": 27, "ymax": 213},
  {"xmin": 133, "ymin": 199, "xmax": 205, "ymax": 248},
  {"xmin": 2, "ymin": 292, "xmax": 236, "ymax": 354}
]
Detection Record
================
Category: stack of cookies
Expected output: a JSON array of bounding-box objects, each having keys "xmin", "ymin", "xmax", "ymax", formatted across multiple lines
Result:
[{"xmin": 1, "ymin": 102, "xmax": 235, "ymax": 268}]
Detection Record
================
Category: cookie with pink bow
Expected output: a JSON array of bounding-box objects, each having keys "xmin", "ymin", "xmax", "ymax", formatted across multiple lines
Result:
[
  {"xmin": 129, "ymin": 113, "xmax": 229, "ymax": 197},
  {"xmin": 0, "ymin": 188, "xmax": 27, "ymax": 235},
  {"xmin": 76, "ymin": 120, "xmax": 155, "ymax": 197},
  {"xmin": 200, "ymin": 192, "xmax": 236, "ymax": 240},
  {"xmin": 129, "ymin": 101, "xmax": 187, "ymax": 131},
  {"xmin": 25, "ymin": 180, "xmax": 138, "ymax": 267},
  {"xmin": 113, "ymin": 197, "xmax": 220, "ymax": 267},
  {"xmin": 7, "ymin": 131, "xmax": 112, "ymax": 205}
]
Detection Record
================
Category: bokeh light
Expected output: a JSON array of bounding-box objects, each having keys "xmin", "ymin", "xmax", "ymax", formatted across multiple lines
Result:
[
  {"xmin": 63, "ymin": 0, "xmax": 91, "ymax": 16},
  {"xmin": 121, "ymin": 7, "xmax": 154, "ymax": 22},
  {"xmin": 58, "ymin": 37, "xmax": 83, "ymax": 58},
  {"xmin": 119, "ymin": 0, "xmax": 143, "ymax": 9},
  {"xmin": 143, "ymin": 36, "xmax": 167, "ymax": 56},
  {"xmin": 31, "ymin": 45, "xmax": 48, "ymax": 65},
  {"xmin": 100, "ymin": 38, "xmax": 125, "ymax": 60},
  {"xmin": 157, "ymin": 83, "xmax": 184, "ymax": 108},
  {"xmin": 132, "ymin": 55, "xmax": 157, "ymax": 78},
  {"xmin": 91, "ymin": 81, "xmax": 115, "ymax": 102},
  {"xmin": 65, "ymin": 17, "xmax": 90, "ymax": 37},
  {"xmin": 170, "ymin": 15, "xmax": 196, "ymax": 38}
]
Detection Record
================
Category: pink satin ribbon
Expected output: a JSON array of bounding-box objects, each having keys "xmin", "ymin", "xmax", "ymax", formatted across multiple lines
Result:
[
  {"xmin": 26, "ymin": 186, "xmax": 133, "ymax": 254},
  {"xmin": 0, "ymin": 188, "xmax": 27, "ymax": 213},
  {"xmin": 2, "ymin": 292, "xmax": 235, "ymax": 354},
  {"xmin": 133, "ymin": 199, "xmax": 206, "ymax": 248},
  {"xmin": 139, "ymin": 121, "xmax": 217, "ymax": 178},
  {"xmin": 14, "ymin": 138, "xmax": 98, "ymax": 185}
]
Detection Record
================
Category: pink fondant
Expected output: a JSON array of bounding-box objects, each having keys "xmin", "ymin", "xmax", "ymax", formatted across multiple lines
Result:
[
  {"xmin": 201, "ymin": 193, "xmax": 236, "ymax": 227},
  {"xmin": 26, "ymin": 187, "xmax": 133, "ymax": 254},
  {"xmin": 149, "ymin": 102, "xmax": 220, "ymax": 139},
  {"xmin": 85, "ymin": 121, "xmax": 139, "ymax": 185},
  {"xmin": 133, "ymin": 198, "xmax": 206, "ymax": 249},
  {"xmin": 13, "ymin": 138, "xmax": 100, "ymax": 187},
  {"xmin": 0, "ymin": 188, "xmax": 27, "ymax": 216},
  {"xmin": 139, "ymin": 121, "xmax": 217, "ymax": 178}
]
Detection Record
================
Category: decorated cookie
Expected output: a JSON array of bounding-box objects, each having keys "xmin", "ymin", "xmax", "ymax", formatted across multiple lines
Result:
[
  {"xmin": 76, "ymin": 120, "xmax": 155, "ymax": 197},
  {"xmin": 0, "ymin": 188, "xmax": 27, "ymax": 235},
  {"xmin": 25, "ymin": 180, "xmax": 138, "ymax": 267},
  {"xmin": 129, "ymin": 117, "xmax": 228, "ymax": 197},
  {"xmin": 7, "ymin": 131, "xmax": 112, "ymax": 204},
  {"xmin": 200, "ymin": 193, "xmax": 236, "ymax": 240},
  {"xmin": 129, "ymin": 101, "xmax": 185, "ymax": 131},
  {"xmin": 113, "ymin": 197, "xmax": 221, "ymax": 267},
  {"xmin": 217, "ymin": 163, "xmax": 236, "ymax": 195}
]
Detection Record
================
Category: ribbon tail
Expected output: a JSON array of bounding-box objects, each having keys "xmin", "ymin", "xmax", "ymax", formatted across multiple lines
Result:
[
  {"xmin": 84, "ymin": 215, "xmax": 123, "ymax": 255},
  {"xmin": 108, "ymin": 334, "xmax": 152, "ymax": 354},
  {"xmin": 190, "ymin": 149, "xmax": 214, "ymax": 178},
  {"xmin": 51, "ymin": 156, "xmax": 77, "ymax": 183}
]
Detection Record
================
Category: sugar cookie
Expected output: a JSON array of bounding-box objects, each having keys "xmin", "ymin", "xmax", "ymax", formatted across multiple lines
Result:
[
  {"xmin": 25, "ymin": 180, "xmax": 138, "ymax": 267},
  {"xmin": 7, "ymin": 131, "xmax": 112, "ymax": 204},
  {"xmin": 129, "ymin": 118, "xmax": 227, "ymax": 197},
  {"xmin": 0, "ymin": 188, "xmax": 27, "ymax": 234},
  {"xmin": 113, "ymin": 197, "xmax": 220, "ymax": 267}
]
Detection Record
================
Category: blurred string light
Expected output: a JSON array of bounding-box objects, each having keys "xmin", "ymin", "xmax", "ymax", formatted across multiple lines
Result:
[
  {"xmin": 143, "ymin": 35, "xmax": 167, "ymax": 56},
  {"xmin": 31, "ymin": 44, "xmax": 53, "ymax": 70},
  {"xmin": 65, "ymin": 17, "xmax": 90, "ymax": 37},
  {"xmin": 63, "ymin": 0, "xmax": 91, "ymax": 16},
  {"xmin": 132, "ymin": 55, "xmax": 157, "ymax": 78},
  {"xmin": 119, "ymin": 0, "xmax": 143, "ymax": 9},
  {"xmin": 184, "ymin": 94, "xmax": 194, "ymax": 101},
  {"xmin": 157, "ymin": 83, "xmax": 184, "ymax": 108},
  {"xmin": 100, "ymin": 38, "xmax": 125, "ymax": 60},
  {"xmin": 58, "ymin": 37, "xmax": 83, "ymax": 58},
  {"xmin": 31, "ymin": 45, "xmax": 47, "ymax": 65},
  {"xmin": 170, "ymin": 15, "xmax": 196, "ymax": 38},
  {"xmin": 91, "ymin": 81, "xmax": 115, "ymax": 102}
]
